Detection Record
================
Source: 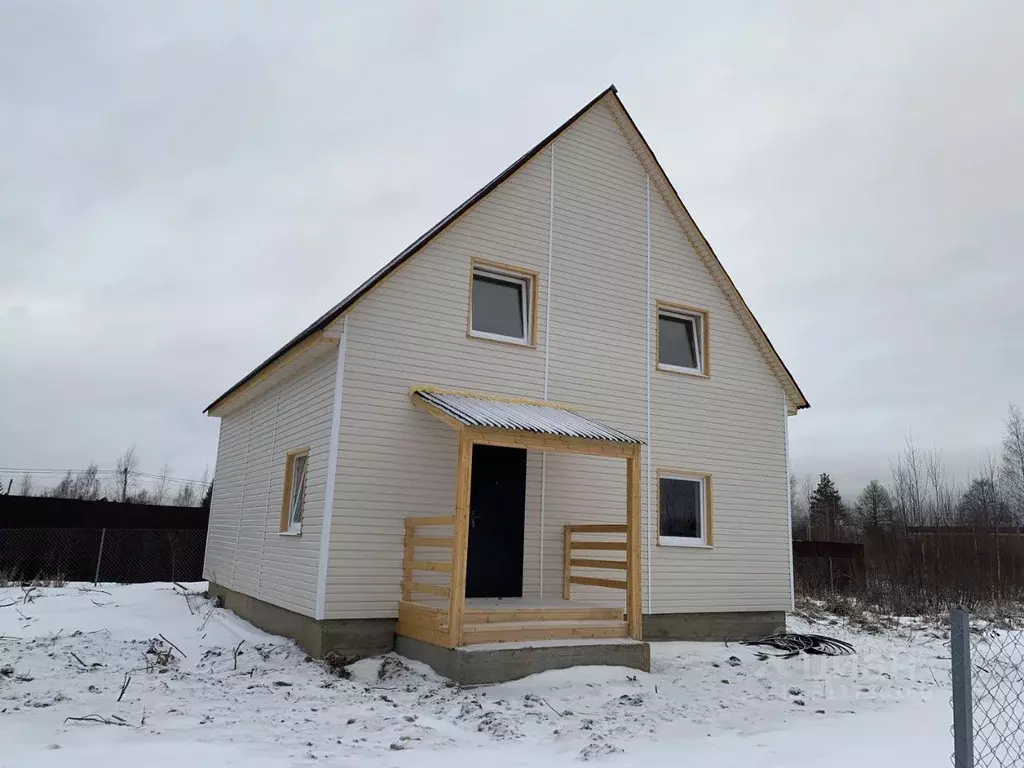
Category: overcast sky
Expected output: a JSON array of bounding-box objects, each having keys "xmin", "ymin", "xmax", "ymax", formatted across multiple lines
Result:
[{"xmin": 2, "ymin": 1, "xmax": 1021, "ymax": 497}]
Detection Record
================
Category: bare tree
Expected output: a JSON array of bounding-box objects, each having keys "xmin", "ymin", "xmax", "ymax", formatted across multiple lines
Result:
[
  {"xmin": 173, "ymin": 483, "xmax": 197, "ymax": 507},
  {"xmin": 17, "ymin": 473, "xmax": 33, "ymax": 496},
  {"xmin": 111, "ymin": 446, "xmax": 141, "ymax": 502},
  {"xmin": 924, "ymin": 450, "xmax": 960, "ymax": 524},
  {"xmin": 890, "ymin": 435, "xmax": 927, "ymax": 528},
  {"xmin": 49, "ymin": 464, "xmax": 102, "ymax": 500},
  {"xmin": 198, "ymin": 467, "xmax": 210, "ymax": 503},
  {"xmin": 1001, "ymin": 403, "xmax": 1024, "ymax": 521},
  {"xmin": 151, "ymin": 463, "xmax": 172, "ymax": 506},
  {"xmin": 959, "ymin": 455, "xmax": 1009, "ymax": 526}
]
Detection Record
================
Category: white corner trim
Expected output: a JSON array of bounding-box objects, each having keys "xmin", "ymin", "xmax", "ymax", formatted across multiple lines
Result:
[
  {"xmin": 315, "ymin": 327, "xmax": 348, "ymax": 620},
  {"xmin": 539, "ymin": 142, "xmax": 556, "ymax": 598},
  {"xmin": 645, "ymin": 172, "xmax": 653, "ymax": 615},
  {"xmin": 783, "ymin": 389, "xmax": 795, "ymax": 610}
]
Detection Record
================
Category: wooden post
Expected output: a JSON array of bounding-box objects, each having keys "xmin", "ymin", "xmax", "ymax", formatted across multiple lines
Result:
[
  {"xmin": 448, "ymin": 429, "xmax": 473, "ymax": 647},
  {"xmin": 625, "ymin": 449, "xmax": 643, "ymax": 640},
  {"xmin": 563, "ymin": 525, "xmax": 573, "ymax": 600}
]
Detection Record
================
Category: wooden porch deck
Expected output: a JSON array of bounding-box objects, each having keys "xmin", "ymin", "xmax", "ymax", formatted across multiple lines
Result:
[
  {"xmin": 399, "ymin": 521, "xmax": 633, "ymax": 647},
  {"xmin": 399, "ymin": 597, "xmax": 628, "ymax": 646}
]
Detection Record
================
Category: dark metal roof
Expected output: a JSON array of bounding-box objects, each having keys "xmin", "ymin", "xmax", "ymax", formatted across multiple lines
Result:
[{"xmin": 414, "ymin": 390, "xmax": 641, "ymax": 444}]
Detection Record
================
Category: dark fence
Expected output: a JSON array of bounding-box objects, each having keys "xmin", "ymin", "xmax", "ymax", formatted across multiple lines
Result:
[
  {"xmin": 793, "ymin": 540, "xmax": 866, "ymax": 592},
  {"xmin": 0, "ymin": 496, "xmax": 207, "ymax": 584},
  {"xmin": 794, "ymin": 527, "xmax": 1024, "ymax": 612},
  {"xmin": 881, "ymin": 526, "xmax": 1024, "ymax": 607}
]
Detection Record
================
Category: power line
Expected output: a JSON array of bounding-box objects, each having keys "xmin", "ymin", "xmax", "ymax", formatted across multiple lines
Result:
[
  {"xmin": 0, "ymin": 468, "xmax": 209, "ymax": 486},
  {"xmin": 0, "ymin": 467, "xmax": 123, "ymax": 474}
]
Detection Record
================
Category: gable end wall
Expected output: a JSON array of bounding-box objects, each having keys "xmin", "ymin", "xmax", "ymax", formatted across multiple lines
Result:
[{"xmin": 204, "ymin": 344, "xmax": 338, "ymax": 617}]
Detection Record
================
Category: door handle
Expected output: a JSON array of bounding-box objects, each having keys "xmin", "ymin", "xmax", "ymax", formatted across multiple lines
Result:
[{"xmin": 470, "ymin": 509, "xmax": 476, "ymax": 529}]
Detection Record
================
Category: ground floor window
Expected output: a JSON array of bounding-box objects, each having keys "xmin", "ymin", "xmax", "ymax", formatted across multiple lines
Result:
[
  {"xmin": 280, "ymin": 449, "xmax": 309, "ymax": 533},
  {"xmin": 658, "ymin": 471, "xmax": 712, "ymax": 546}
]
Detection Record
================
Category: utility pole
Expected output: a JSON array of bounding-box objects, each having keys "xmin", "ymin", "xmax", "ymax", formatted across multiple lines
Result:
[{"xmin": 121, "ymin": 466, "xmax": 129, "ymax": 502}]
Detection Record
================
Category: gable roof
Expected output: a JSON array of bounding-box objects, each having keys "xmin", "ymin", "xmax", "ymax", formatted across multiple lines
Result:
[{"xmin": 206, "ymin": 86, "xmax": 808, "ymax": 414}]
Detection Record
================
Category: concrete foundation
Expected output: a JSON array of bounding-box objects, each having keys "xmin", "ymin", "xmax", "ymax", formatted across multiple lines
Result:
[
  {"xmin": 207, "ymin": 582, "xmax": 780, "ymax": 674},
  {"xmin": 207, "ymin": 582, "xmax": 395, "ymax": 659},
  {"xmin": 396, "ymin": 636, "xmax": 651, "ymax": 685},
  {"xmin": 642, "ymin": 610, "xmax": 786, "ymax": 641}
]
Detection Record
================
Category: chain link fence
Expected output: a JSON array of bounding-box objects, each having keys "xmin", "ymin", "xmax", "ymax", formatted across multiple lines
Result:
[
  {"xmin": 0, "ymin": 526, "xmax": 206, "ymax": 584},
  {"xmin": 951, "ymin": 606, "xmax": 1024, "ymax": 768}
]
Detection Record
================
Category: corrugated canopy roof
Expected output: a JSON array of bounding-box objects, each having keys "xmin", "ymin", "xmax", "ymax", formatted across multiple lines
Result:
[{"xmin": 413, "ymin": 390, "xmax": 642, "ymax": 444}]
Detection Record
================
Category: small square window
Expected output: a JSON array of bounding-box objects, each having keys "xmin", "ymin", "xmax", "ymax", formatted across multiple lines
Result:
[
  {"xmin": 281, "ymin": 450, "xmax": 308, "ymax": 533},
  {"xmin": 470, "ymin": 264, "xmax": 534, "ymax": 344},
  {"xmin": 658, "ymin": 308, "xmax": 706, "ymax": 374},
  {"xmin": 659, "ymin": 474, "xmax": 710, "ymax": 546}
]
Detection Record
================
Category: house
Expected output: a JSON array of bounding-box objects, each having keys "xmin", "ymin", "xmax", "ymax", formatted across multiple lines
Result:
[{"xmin": 202, "ymin": 86, "xmax": 808, "ymax": 683}]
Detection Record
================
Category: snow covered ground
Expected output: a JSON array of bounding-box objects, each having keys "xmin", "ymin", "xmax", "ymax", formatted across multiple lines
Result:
[{"xmin": 1, "ymin": 583, "xmax": 952, "ymax": 767}]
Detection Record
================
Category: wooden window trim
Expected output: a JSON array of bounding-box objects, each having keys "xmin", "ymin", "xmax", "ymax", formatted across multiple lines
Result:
[
  {"xmin": 656, "ymin": 300, "xmax": 710, "ymax": 377},
  {"xmin": 279, "ymin": 447, "xmax": 310, "ymax": 534},
  {"xmin": 466, "ymin": 258, "xmax": 539, "ymax": 348},
  {"xmin": 656, "ymin": 468, "xmax": 714, "ymax": 548}
]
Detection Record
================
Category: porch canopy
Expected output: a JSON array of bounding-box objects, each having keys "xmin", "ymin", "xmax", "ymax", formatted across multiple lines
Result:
[
  {"xmin": 408, "ymin": 386, "xmax": 645, "ymax": 646},
  {"xmin": 412, "ymin": 388, "xmax": 641, "ymax": 449}
]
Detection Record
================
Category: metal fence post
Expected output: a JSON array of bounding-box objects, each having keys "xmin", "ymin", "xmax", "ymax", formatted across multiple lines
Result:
[
  {"xmin": 951, "ymin": 606, "xmax": 974, "ymax": 768},
  {"xmin": 94, "ymin": 527, "xmax": 106, "ymax": 585}
]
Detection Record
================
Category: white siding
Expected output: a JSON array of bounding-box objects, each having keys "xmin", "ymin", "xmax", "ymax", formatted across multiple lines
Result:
[
  {"xmin": 203, "ymin": 410, "xmax": 249, "ymax": 587},
  {"xmin": 204, "ymin": 344, "xmax": 337, "ymax": 617},
  {"xmin": 646, "ymin": 169, "xmax": 790, "ymax": 612},
  {"xmin": 323, "ymin": 99, "xmax": 793, "ymax": 619},
  {"xmin": 324, "ymin": 140, "xmax": 551, "ymax": 618}
]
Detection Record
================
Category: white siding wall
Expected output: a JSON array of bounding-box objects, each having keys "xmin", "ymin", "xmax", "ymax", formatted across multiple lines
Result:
[
  {"xmin": 204, "ymin": 345, "xmax": 338, "ymax": 617},
  {"xmin": 647, "ymin": 172, "xmax": 790, "ymax": 613},
  {"xmin": 324, "ymin": 143, "xmax": 551, "ymax": 618},
  {"xmin": 323, "ymin": 100, "xmax": 792, "ymax": 619}
]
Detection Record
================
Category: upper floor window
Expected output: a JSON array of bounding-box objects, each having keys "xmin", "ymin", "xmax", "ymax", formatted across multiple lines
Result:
[
  {"xmin": 658, "ymin": 303, "xmax": 708, "ymax": 375},
  {"xmin": 469, "ymin": 260, "xmax": 537, "ymax": 346}
]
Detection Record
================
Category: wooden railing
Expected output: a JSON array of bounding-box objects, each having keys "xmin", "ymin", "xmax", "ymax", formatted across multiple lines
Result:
[
  {"xmin": 398, "ymin": 515, "xmax": 456, "ymax": 646},
  {"xmin": 563, "ymin": 524, "xmax": 628, "ymax": 600},
  {"xmin": 401, "ymin": 515, "xmax": 454, "ymax": 601}
]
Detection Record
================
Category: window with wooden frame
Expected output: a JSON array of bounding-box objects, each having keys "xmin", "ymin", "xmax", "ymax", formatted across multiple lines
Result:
[
  {"xmin": 280, "ymin": 449, "xmax": 309, "ymax": 534},
  {"xmin": 658, "ymin": 470, "xmax": 713, "ymax": 547},
  {"xmin": 657, "ymin": 302, "xmax": 709, "ymax": 375},
  {"xmin": 468, "ymin": 259, "xmax": 538, "ymax": 346}
]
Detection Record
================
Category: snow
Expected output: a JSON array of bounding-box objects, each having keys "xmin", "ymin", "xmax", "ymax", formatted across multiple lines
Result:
[{"xmin": 1, "ymin": 583, "xmax": 954, "ymax": 767}]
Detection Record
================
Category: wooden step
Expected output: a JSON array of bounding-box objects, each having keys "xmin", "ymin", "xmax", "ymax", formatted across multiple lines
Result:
[
  {"xmin": 463, "ymin": 606, "xmax": 624, "ymax": 624},
  {"xmin": 461, "ymin": 619, "xmax": 629, "ymax": 645}
]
